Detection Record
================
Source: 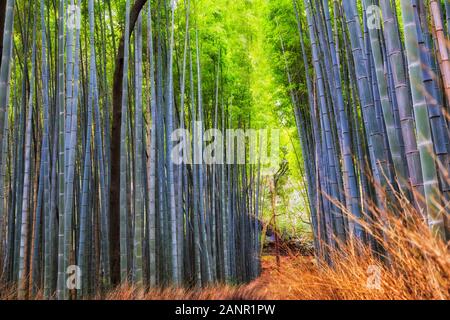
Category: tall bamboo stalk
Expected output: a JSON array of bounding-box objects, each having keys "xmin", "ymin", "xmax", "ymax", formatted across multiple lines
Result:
[{"xmin": 399, "ymin": 0, "xmax": 445, "ymax": 239}]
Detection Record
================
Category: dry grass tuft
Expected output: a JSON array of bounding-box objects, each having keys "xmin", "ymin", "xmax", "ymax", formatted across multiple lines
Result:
[
  {"xmin": 102, "ymin": 283, "xmax": 268, "ymax": 300},
  {"xmin": 0, "ymin": 283, "xmax": 17, "ymax": 300}
]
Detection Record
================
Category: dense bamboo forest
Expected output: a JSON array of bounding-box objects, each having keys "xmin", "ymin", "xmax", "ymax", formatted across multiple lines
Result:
[{"xmin": 0, "ymin": 0, "xmax": 449, "ymax": 301}]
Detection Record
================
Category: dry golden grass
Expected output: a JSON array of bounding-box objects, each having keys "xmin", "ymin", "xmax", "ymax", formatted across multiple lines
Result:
[
  {"xmin": 1, "ymin": 197, "xmax": 449, "ymax": 300},
  {"xmin": 103, "ymin": 213, "xmax": 449, "ymax": 300},
  {"xmin": 255, "ymin": 199, "xmax": 450, "ymax": 300},
  {"xmin": 102, "ymin": 283, "xmax": 268, "ymax": 300},
  {"xmin": 100, "ymin": 202, "xmax": 449, "ymax": 300},
  {"xmin": 0, "ymin": 283, "xmax": 18, "ymax": 300}
]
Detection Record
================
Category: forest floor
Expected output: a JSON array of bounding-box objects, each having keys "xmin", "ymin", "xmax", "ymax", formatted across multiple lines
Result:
[
  {"xmin": 103, "ymin": 254, "xmax": 312, "ymax": 300},
  {"xmin": 1, "ymin": 237, "xmax": 449, "ymax": 300},
  {"xmin": 104, "ymin": 238, "xmax": 449, "ymax": 301},
  {"xmin": 1, "ymin": 250, "xmax": 449, "ymax": 300}
]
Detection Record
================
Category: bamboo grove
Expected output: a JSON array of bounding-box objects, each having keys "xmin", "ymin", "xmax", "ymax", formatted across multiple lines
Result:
[
  {"xmin": 0, "ymin": 0, "xmax": 264, "ymax": 299},
  {"xmin": 282, "ymin": 0, "xmax": 450, "ymax": 262}
]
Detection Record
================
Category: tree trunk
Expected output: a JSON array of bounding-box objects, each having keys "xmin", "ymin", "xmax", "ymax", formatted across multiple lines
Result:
[
  {"xmin": 110, "ymin": 0, "xmax": 148, "ymax": 286},
  {"xmin": 0, "ymin": 0, "xmax": 6, "ymax": 62}
]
